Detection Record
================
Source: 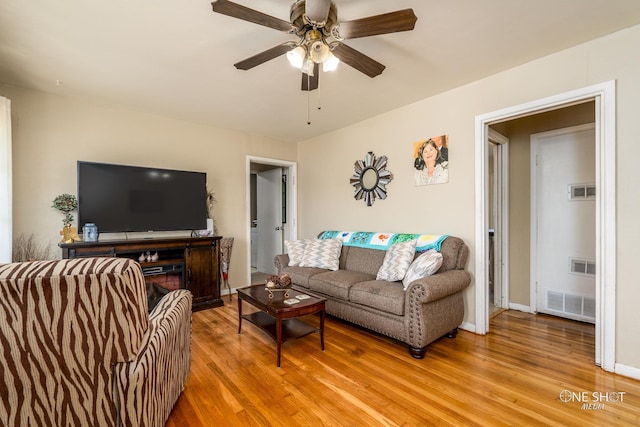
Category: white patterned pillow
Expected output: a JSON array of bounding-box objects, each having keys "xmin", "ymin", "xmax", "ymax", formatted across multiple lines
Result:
[
  {"xmin": 402, "ymin": 249, "xmax": 443, "ymax": 289},
  {"xmin": 376, "ymin": 240, "xmax": 416, "ymax": 282},
  {"xmin": 299, "ymin": 238, "xmax": 342, "ymax": 271},
  {"xmin": 285, "ymin": 239, "xmax": 308, "ymax": 266}
]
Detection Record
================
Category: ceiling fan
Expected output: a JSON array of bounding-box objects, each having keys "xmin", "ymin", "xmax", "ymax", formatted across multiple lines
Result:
[{"xmin": 211, "ymin": 0, "xmax": 418, "ymax": 91}]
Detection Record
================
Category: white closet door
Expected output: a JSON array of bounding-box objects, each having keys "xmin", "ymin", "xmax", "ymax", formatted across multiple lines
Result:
[{"xmin": 532, "ymin": 124, "xmax": 595, "ymax": 323}]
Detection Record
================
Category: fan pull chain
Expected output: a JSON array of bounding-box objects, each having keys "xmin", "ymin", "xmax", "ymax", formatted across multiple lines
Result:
[
  {"xmin": 307, "ymin": 86, "xmax": 311, "ymax": 125},
  {"xmin": 307, "ymin": 73, "xmax": 311, "ymax": 125}
]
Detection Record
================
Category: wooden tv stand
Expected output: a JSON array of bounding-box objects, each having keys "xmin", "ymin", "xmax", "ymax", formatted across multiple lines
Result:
[{"xmin": 60, "ymin": 236, "xmax": 223, "ymax": 310}]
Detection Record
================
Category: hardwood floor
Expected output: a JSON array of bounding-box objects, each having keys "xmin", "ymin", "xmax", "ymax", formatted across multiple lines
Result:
[{"xmin": 166, "ymin": 295, "xmax": 640, "ymax": 426}]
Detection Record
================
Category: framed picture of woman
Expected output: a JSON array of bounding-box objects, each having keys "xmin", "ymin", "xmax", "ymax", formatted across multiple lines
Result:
[{"xmin": 413, "ymin": 135, "xmax": 449, "ymax": 186}]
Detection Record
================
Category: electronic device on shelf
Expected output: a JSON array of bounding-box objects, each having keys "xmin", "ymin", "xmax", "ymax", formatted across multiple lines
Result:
[{"xmin": 77, "ymin": 161, "xmax": 208, "ymax": 234}]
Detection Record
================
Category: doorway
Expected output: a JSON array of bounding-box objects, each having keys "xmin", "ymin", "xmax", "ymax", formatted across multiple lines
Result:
[
  {"xmin": 246, "ymin": 156, "xmax": 297, "ymax": 285},
  {"xmin": 475, "ymin": 81, "xmax": 616, "ymax": 371}
]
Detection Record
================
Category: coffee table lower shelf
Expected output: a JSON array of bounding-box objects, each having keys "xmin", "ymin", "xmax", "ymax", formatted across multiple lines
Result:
[{"xmin": 242, "ymin": 311, "xmax": 321, "ymax": 343}]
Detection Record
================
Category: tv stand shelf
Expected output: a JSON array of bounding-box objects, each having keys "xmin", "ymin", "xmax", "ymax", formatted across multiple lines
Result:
[
  {"xmin": 60, "ymin": 236, "xmax": 223, "ymax": 311},
  {"xmin": 139, "ymin": 258, "xmax": 184, "ymax": 268}
]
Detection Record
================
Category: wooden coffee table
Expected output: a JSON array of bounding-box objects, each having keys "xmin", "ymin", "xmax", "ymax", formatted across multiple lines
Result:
[{"xmin": 237, "ymin": 284, "xmax": 326, "ymax": 367}]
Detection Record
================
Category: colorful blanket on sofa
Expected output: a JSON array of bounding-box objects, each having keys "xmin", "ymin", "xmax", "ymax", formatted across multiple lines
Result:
[{"xmin": 319, "ymin": 231, "xmax": 448, "ymax": 252}]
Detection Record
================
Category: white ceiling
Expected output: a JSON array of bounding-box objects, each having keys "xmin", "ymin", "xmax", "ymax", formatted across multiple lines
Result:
[{"xmin": 2, "ymin": 1, "xmax": 640, "ymax": 143}]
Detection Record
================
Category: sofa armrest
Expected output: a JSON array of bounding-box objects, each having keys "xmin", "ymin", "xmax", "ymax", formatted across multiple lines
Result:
[
  {"xmin": 274, "ymin": 254, "xmax": 290, "ymax": 273},
  {"xmin": 406, "ymin": 270, "xmax": 471, "ymax": 304},
  {"xmin": 113, "ymin": 289, "xmax": 192, "ymax": 427}
]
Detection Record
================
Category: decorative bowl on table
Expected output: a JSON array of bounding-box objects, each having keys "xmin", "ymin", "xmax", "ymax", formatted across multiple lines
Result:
[{"xmin": 265, "ymin": 274, "xmax": 292, "ymax": 299}]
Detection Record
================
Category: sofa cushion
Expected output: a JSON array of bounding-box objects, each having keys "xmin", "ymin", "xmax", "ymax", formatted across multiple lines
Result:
[
  {"xmin": 402, "ymin": 249, "xmax": 443, "ymax": 289},
  {"xmin": 285, "ymin": 239, "xmax": 308, "ymax": 266},
  {"xmin": 299, "ymin": 238, "xmax": 342, "ymax": 271},
  {"xmin": 376, "ymin": 240, "xmax": 416, "ymax": 281},
  {"xmin": 281, "ymin": 265, "xmax": 327, "ymax": 289},
  {"xmin": 309, "ymin": 270, "xmax": 375, "ymax": 299},
  {"xmin": 349, "ymin": 280, "xmax": 405, "ymax": 316},
  {"xmin": 343, "ymin": 246, "xmax": 387, "ymax": 274}
]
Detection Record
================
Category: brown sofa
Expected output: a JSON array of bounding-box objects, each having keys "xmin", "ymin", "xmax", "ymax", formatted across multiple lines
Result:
[
  {"xmin": 275, "ymin": 236, "xmax": 470, "ymax": 358},
  {"xmin": 0, "ymin": 257, "xmax": 192, "ymax": 427}
]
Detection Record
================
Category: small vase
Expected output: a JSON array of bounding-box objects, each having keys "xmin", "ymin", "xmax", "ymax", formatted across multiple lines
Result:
[
  {"xmin": 138, "ymin": 253, "xmax": 146, "ymax": 262},
  {"xmin": 151, "ymin": 252, "xmax": 159, "ymax": 262}
]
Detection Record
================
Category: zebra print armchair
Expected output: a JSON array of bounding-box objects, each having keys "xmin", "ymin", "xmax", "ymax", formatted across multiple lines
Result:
[{"xmin": 0, "ymin": 257, "xmax": 192, "ymax": 427}]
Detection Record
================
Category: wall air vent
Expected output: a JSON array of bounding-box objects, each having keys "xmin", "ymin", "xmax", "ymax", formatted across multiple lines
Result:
[
  {"xmin": 547, "ymin": 291, "xmax": 564, "ymax": 311},
  {"xmin": 545, "ymin": 290, "xmax": 595, "ymax": 322},
  {"xmin": 583, "ymin": 297, "xmax": 596, "ymax": 318},
  {"xmin": 570, "ymin": 257, "xmax": 596, "ymax": 276},
  {"xmin": 568, "ymin": 183, "xmax": 596, "ymax": 200}
]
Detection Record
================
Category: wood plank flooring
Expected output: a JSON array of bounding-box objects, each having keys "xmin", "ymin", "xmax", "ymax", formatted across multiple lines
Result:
[{"xmin": 166, "ymin": 295, "xmax": 640, "ymax": 426}]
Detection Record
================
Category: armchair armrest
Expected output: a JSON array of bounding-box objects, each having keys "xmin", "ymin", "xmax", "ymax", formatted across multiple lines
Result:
[
  {"xmin": 406, "ymin": 270, "xmax": 471, "ymax": 304},
  {"xmin": 113, "ymin": 289, "xmax": 192, "ymax": 427},
  {"xmin": 274, "ymin": 254, "xmax": 290, "ymax": 274}
]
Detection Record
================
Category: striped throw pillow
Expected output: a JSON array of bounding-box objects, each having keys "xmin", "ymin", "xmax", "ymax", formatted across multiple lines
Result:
[
  {"xmin": 285, "ymin": 239, "xmax": 308, "ymax": 266},
  {"xmin": 299, "ymin": 238, "xmax": 342, "ymax": 271},
  {"xmin": 376, "ymin": 240, "xmax": 416, "ymax": 282},
  {"xmin": 402, "ymin": 249, "xmax": 443, "ymax": 289}
]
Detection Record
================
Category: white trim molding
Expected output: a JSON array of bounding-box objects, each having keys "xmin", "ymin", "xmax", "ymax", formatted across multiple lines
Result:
[
  {"xmin": 0, "ymin": 96, "xmax": 11, "ymax": 263},
  {"xmin": 474, "ymin": 81, "xmax": 616, "ymax": 372},
  {"xmin": 459, "ymin": 322, "xmax": 476, "ymax": 334},
  {"xmin": 508, "ymin": 303, "xmax": 531, "ymax": 313},
  {"xmin": 615, "ymin": 363, "xmax": 640, "ymax": 381}
]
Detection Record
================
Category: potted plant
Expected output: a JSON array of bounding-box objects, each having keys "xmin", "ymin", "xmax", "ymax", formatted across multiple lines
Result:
[{"xmin": 52, "ymin": 193, "xmax": 81, "ymax": 243}]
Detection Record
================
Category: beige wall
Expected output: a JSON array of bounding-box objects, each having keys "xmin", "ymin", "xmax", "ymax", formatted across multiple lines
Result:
[
  {"xmin": 3, "ymin": 23, "xmax": 640, "ymax": 372},
  {"xmin": 298, "ymin": 25, "xmax": 640, "ymax": 370},
  {"xmin": 0, "ymin": 85, "xmax": 296, "ymax": 285}
]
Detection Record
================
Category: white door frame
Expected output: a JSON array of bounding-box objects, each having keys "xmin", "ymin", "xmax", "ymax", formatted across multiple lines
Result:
[
  {"xmin": 530, "ymin": 123, "xmax": 596, "ymax": 318},
  {"xmin": 0, "ymin": 96, "xmax": 11, "ymax": 263},
  {"xmin": 474, "ymin": 81, "xmax": 616, "ymax": 371},
  {"xmin": 246, "ymin": 156, "xmax": 297, "ymax": 284}
]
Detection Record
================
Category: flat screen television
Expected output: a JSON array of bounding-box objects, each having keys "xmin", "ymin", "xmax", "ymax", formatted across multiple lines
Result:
[{"xmin": 77, "ymin": 161, "xmax": 208, "ymax": 234}]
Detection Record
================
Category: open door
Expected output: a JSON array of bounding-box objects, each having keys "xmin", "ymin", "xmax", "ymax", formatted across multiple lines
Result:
[
  {"xmin": 488, "ymin": 129, "xmax": 509, "ymax": 316},
  {"xmin": 256, "ymin": 168, "xmax": 284, "ymax": 275}
]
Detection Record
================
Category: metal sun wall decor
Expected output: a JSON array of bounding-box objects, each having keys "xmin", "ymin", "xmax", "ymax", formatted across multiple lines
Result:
[{"xmin": 350, "ymin": 151, "xmax": 393, "ymax": 206}]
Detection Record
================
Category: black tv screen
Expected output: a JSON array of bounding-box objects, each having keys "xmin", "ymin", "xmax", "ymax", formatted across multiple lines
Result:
[{"xmin": 77, "ymin": 161, "xmax": 207, "ymax": 233}]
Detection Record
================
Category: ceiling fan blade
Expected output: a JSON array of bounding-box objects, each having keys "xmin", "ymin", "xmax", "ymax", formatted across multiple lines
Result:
[
  {"xmin": 301, "ymin": 63, "xmax": 320, "ymax": 91},
  {"xmin": 234, "ymin": 42, "xmax": 295, "ymax": 70},
  {"xmin": 211, "ymin": 0, "xmax": 294, "ymax": 33},
  {"xmin": 338, "ymin": 9, "xmax": 417, "ymax": 39},
  {"xmin": 331, "ymin": 43, "xmax": 385, "ymax": 78},
  {"xmin": 305, "ymin": 0, "xmax": 331, "ymax": 23}
]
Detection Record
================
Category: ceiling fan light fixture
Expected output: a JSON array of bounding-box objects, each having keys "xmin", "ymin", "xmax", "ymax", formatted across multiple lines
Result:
[
  {"xmin": 309, "ymin": 40, "xmax": 330, "ymax": 63},
  {"xmin": 286, "ymin": 46, "xmax": 306, "ymax": 69},
  {"xmin": 322, "ymin": 52, "xmax": 339, "ymax": 72},
  {"xmin": 301, "ymin": 57, "xmax": 315, "ymax": 76}
]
